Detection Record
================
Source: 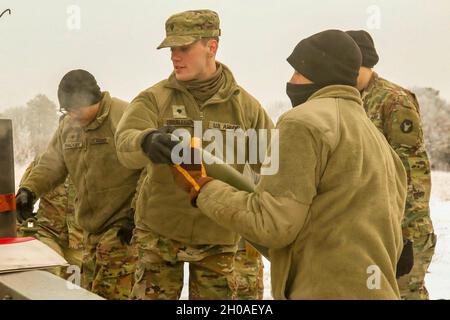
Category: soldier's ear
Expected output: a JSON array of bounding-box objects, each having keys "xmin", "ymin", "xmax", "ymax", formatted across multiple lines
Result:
[{"xmin": 207, "ymin": 39, "xmax": 218, "ymax": 56}]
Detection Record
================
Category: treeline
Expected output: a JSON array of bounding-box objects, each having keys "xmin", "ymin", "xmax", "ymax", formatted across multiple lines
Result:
[
  {"xmin": 414, "ymin": 87, "xmax": 450, "ymax": 171},
  {"xmin": 1, "ymin": 95, "xmax": 59, "ymax": 165}
]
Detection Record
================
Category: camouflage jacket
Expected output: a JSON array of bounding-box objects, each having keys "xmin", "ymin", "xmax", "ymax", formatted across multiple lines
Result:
[{"xmin": 362, "ymin": 72, "xmax": 434, "ymax": 240}]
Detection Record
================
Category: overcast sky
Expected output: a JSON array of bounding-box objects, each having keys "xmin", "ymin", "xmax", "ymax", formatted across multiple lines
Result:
[{"xmin": 1, "ymin": 0, "xmax": 449, "ymax": 112}]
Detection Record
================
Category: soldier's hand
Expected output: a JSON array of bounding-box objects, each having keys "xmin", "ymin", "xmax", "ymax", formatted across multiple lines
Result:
[
  {"xmin": 117, "ymin": 212, "xmax": 135, "ymax": 245},
  {"xmin": 15, "ymin": 188, "xmax": 35, "ymax": 223},
  {"xmin": 141, "ymin": 126, "xmax": 179, "ymax": 164},
  {"xmin": 396, "ymin": 238, "xmax": 414, "ymax": 278}
]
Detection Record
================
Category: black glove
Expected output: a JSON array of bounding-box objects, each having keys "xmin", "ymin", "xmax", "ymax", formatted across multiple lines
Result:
[
  {"xmin": 15, "ymin": 188, "xmax": 35, "ymax": 223},
  {"xmin": 141, "ymin": 126, "xmax": 180, "ymax": 164},
  {"xmin": 117, "ymin": 212, "xmax": 135, "ymax": 245},
  {"xmin": 396, "ymin": 238, "xmax": 414, "ymax": 278}
]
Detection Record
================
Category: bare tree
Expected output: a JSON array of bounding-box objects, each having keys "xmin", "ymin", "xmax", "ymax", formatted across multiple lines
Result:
[
  {"xmin": 2, "ymin": 94, "xmax": 59, "ymax": 166},
  {"xmin": 414, "ymin": 87, "xmax": 450, "ymax": 171}
]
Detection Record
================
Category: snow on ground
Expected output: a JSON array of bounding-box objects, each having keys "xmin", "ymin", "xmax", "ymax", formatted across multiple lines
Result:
[{"xmin": 425, "ymin": 171, "xmax": 450, "ymax": 300}]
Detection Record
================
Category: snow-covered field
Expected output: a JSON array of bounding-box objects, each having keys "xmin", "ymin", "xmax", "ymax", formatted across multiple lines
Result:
[{"xmin": 425, "ymin": 171, "xmax": 450, "ymax": 300}]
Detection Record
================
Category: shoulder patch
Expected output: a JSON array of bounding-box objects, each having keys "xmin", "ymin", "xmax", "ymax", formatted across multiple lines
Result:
[
  {"xmin": 387, "ymin": 107, "xmax": 422, "ymax": 147},
  {"xmin": 400, "ymin": 119, "xmax": 414, "ymax": 133}
]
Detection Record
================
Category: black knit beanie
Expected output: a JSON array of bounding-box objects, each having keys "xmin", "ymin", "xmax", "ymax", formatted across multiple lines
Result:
[
  {"xmin": 287, "ymin": 29, "xmax": 362, "ymax": 86},
  {"xmin": 346, "ymin": 30, "xmax": 379, "ymax": 68},
  {"xmin": 58, "ymin": 69, "xmax": 102, "ymax": 109}
]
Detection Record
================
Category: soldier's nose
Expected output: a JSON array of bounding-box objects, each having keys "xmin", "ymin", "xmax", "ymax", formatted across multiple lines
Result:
[{"xmin": 171, "ymin": 50, "xmax": 182, "ymax": 62}]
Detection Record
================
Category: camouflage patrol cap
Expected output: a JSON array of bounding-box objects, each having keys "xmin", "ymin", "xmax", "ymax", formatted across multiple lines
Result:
[{"xmin": 157, "ymin": 9, "xmax": 221, "ymax": 49}]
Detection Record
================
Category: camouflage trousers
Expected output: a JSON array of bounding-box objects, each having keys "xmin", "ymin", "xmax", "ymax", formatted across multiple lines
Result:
[
  {"xmin": 397, "ymin": 233, "xmax": 437, "ymax": 300},
  {"xmin": 131, "ymin": 228, "xmax": 237, "ymax": 300},
  {"xmin": 81, "ymin": 225, "xmax": 138, "ymax": 300},
  {"xmin": 235, "ymin": 249, "xmax": 264, "ymax": 300}
]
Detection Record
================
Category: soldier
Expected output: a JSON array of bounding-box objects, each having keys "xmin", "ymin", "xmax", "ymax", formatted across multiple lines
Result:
[
  {"xmin": 18, "ymin": 157, "xmax": 83, "ymax": 280},
  {"xmin": 16, "ymin": 69, "xmax": 140, "ymax": 300},
  {"xmin": 346, "ymin": 30, "xmax": 437, "ymax": 300},
  {"xmin": 171, "ymin": 30, "xmax": 408, "ymax": 299},
  {"xmin": 115, "ymin": 10, "xmax": 273, "ymax": 299}
]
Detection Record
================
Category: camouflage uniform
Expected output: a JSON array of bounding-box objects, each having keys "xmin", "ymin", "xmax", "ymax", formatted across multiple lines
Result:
[
  {"xmin": 116, "ymin": 10, "xmax": 274, "ymax": 300},
  {"xmin": 18, "ymin": 159, "xmax": 84, "ymax": 280},
  {"xmin": 82, "ymin": 223, "xmax": 137, "ymax": 300},
  {"xmin": 362, "ymin": 72, "xmax": 436, "ymax": 300},
  {"xmin": 36, "ymin": 179, "xmax": 83, "ymax": 279},
  {"xmin": 235, "ymin": 240, "xmax": 264, "ymax": 300},
  {"xmin": 131, "ymin": 228, "xmax": 236, "ymax": 300},
  {"xmin": 130, "ymin": 170, "xmax": 238, "ymax": 300}
]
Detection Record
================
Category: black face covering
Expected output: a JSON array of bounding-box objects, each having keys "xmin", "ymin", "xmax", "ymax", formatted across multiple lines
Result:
[{"xmin": 286, "ymin": 82, "xmax": 325, "ymax": 108}]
